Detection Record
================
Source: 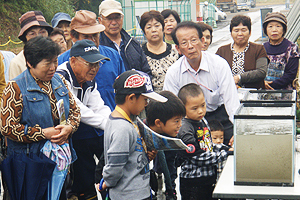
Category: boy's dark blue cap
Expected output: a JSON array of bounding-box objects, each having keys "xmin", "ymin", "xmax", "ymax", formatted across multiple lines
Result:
[
  {"xmin": 51, "ymin": 12, "xmax": 71, "ymax": 28},
  {"xmin": 70, "ymin": 39, "xmax": 110, "ymax": 63},
  {"xmin": 113, "ymin": 70, "xmax": 167, "ymax": 103}
]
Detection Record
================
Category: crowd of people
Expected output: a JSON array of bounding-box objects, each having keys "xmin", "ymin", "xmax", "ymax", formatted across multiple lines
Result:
[{"xmin": 0, "ymin": 0, "xmax": 299, "ymax": 199}]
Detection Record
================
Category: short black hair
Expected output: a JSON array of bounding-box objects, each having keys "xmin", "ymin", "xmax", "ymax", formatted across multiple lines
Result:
[
  {"xmin": 208, "ymin": 119, "xmax": 224, "ymax": 133},
  {"xmin": 178, "ymin": 83, "xmax": 203, "ymax": 105},
  {"xmin": 161, "ymin": 9, "xmax": 181, "ymax": 24},
  {"xmin": 197, "ymin": 22, "xmax": 213, "ymax": 44},
  {"xmin": 115, "ymin": 93, "xmax": 141, "ymax": 105},
  {"xmin": 230, "ymin": 15, "xmax": 251, "ymax": 33},
  {"xmin": 146, "ymin": 91, "xmax": 185, "ymax": 126},
  {"xmin": 24, "ymin": 36, "xmax": 61, "ymax": 69},
  {"xmin": 50, "ymin": 27, "xmax": 66, "ymax": 42},
  {"xmin": 171, "ymin": 21, "xmax": 203, "ymax": 45}
]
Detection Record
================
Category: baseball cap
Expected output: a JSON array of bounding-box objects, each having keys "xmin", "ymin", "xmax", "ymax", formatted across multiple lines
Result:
[
  {"xmin": 70, "ymin": 10, "xmax": 105, "ymax": 34},
  {"xmin": 70, "ymin": 39, "xmax": 110, "ymax": 63},
  {"xmin": 18, "ymin": 11, "xmax": 53, "ymax": 42},
  {"xmin": 99, "ymin": 0, "xmax": 124, "ymax": 17},
  {"xmin": 51, "ymin": 12, "xmax": 72, "ymax": 28},
  {"xmin": 113, "ymin": 70, "xmax": 168, "ymax": 103}
]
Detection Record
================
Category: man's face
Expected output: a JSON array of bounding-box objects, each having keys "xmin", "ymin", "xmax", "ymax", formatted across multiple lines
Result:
[
  {"xmin": 99, "ymin": 13, "xmax": 123, "ymax": 37},
  {"xmin": 175, "ymin": 27, "xmax": 203, "ymax": 62},
  {"xmin": 77, "ymin": 33, "xmax": 100, "ymax": 47},
  {"xmin": 71, "ymin": 56, "xmax": 100, "ymax": 84}
]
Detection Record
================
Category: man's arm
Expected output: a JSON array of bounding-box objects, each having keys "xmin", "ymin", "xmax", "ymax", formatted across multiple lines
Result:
[
  {"xmin": 59, "ymin": 72, "xmax": 111, "ymax": 130},
  {"xmin": 163, "ymin": 66, "xmax": 180, "ymax": 95},
  {"xmin": 217, "ymin": 58, "xmax": 240, "ymax": 122}
]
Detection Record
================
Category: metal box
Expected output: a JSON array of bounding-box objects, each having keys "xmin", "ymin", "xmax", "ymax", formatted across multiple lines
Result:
[
  {"xmin": 234, "ymin": 103, "xmax": 296, "ymax": 186},
  {"xmin": 240, "ymin": 90, "xmax": 296, "ymax": 103}
]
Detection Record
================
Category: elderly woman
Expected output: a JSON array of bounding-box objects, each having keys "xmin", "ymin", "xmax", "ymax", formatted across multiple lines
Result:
[
  {"xmin": 263, "ymin": 12, "xmax": 299, "ymax": 90},
  {"xmin": 0, "ymin": 36, "xmax": 80, "ymax": 198},
  {"xmin": 216, "ymin": 15, "xmax": 268, "ymax": 89},
  {"xmin": 140, "ymin": 10, "xmax": 179, "ymax": 93},
  {"xmin": 198, "ymin": 22, "xmax": 213, "ymax": 51},
  {"xmin": 161, "ymin": 9, "xmax": 181, "ymax": 44}
]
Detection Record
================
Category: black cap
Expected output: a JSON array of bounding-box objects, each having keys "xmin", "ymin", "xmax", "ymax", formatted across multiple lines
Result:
[
  {"xmin": 113, "ymin": 70, "xmax": 167, "ymax": 102},
  {"xmin": 70, "ymin": 39, "xmax": 109, "ymax": 63}
]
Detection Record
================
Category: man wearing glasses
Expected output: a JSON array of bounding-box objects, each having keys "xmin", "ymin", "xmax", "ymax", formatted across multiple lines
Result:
[
  {"xmin": 57, "ymin": 10, "xmax": 125, "ymax": 200},
  {"xmin": 57, "ymin": 39, "xmax": 111, "ymax": 199},
  {"xmin": 98, "ymin": 0, "xmax": 152, "ymax": 76},
  {"xmin": 58, "ymin": 10, "xmax": 125, "ymax": 110},
  {"xmin": 163, "ymin": 21, "xmax": 240, "ymax": 146}
]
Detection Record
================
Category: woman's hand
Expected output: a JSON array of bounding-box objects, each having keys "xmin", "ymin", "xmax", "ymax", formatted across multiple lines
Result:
[
  {"xmin": 43, "ymin": 127, "xmax": 60, "ymax": 140},
  {"xmin": 147, "ymin": 150, "xmax": 157, "ymax": 161},
  {"xmin": 51, "ymin": 125, "xmax": 73, "ymax": 145},
  {"xmin": 265, "ymin": 81, "xmax": 274, "ymax": 90}
]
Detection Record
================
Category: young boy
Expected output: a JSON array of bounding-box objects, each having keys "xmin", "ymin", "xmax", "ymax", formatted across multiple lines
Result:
[
  {"xmin": 177, "ymin": 83, "xmax": 228, "ymax": 200},
  {"xmin": 146, "ymin": 90, "xmax": 186, "ymax": 200},
  {"xmin": 209, "ymin": 120, "xmax": 233, "ymax": 181},
  {"xmin": 97, "ymin": 70, "xmax": 167, "ymax": 200}
]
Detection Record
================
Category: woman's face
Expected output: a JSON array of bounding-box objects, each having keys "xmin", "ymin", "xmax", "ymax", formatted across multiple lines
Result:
[
  {"xmin": 164, "ymin": 14, "xmax": 178, "ymax": 36},
  {"xmin": 266, "ymin": 21, "xmax": 284, "ymax": 44},
  {"xmin": 57, "ymin": 21, "xmax": 71, "ymax": 41},
  {"xmin": 29, "ymin": 57, "xmax": 58, "ymax": 82},
  {"xmin": 144, "ymin": 19, "xmax": 164, "ymax": 43},
  {"xmin": 202, "ymin": 29, "xmax": 211, "ymax": 51}
]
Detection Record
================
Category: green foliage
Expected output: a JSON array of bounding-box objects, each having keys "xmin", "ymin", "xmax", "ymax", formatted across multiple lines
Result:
[{"xmin": 73, "ymin": 0, "xmax": 103, "ymax": 16}]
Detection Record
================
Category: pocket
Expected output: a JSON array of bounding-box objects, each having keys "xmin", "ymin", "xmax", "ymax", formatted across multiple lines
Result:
[
  {"xmin": 55, "ymin": 86, "xmax": 69, "ymax": 97},
  {"xmin": 205, "ymin": 89, "xmax": 220, "ymax": 105}
]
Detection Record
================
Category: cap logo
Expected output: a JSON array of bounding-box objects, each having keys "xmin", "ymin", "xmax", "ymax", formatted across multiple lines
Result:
[
  {"xmin": 84, "ymin": 46, "xmax": 99, "ymax": 52},
  {"xmin": 124, "ymin": 74, "xmax": 145, "ymax": 88}
]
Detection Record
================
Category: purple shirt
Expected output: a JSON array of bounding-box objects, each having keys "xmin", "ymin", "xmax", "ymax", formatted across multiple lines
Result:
[{"xmin": 264, "ymin": 38, "xmax": 299, "ymax": 89}]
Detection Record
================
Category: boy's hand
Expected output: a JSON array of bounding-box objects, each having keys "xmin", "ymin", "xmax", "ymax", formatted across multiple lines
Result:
[
  {"xmin": 228, "ymin": 136, "xmax": 234, "ymax": 147},
  {"xmin": 96, "ymin": 180, "xmax": 107, "ymax": 192},
  {"xmin": 147, "ymin": 150, "xmax": 157, "ymax": 161},
  {"xmin": 229, "ymin": 147, "xmax": 234, "ymax": 151}
]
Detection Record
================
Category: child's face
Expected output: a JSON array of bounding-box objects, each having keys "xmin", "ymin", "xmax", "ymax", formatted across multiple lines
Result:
[
  {"xmin": 185, "ymin": 93, "xmax": 206, "ymax": 121},
  {"xmin": 211, "ymin": 130, "xmax": 224, "ymax": 144},
  {"xmin": 160, "ymin": 116, "xmax": 182, "ymax": 137},
  {"xmin": 132, "ymin": 94, "xmax": 149, "ymax": 115}
]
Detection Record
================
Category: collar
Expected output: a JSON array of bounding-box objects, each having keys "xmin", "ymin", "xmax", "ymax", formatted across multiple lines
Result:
[
  {"xmin": 180, "ymin": 52, "xmax": 209, "ymax": 74},
  {"xmin": 66, "ymin": 62, "xmax": 95, "ymax": 89},
  {"xmin": 231, "ymin": 42, "xmax": 250, "ymax": 53},
  {"xmin": 25, "ymin": 69, "xmax": 61, "ymax": 92}
]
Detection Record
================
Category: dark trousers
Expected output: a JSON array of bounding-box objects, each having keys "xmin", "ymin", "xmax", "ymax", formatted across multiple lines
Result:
[
  {"xmin": 71, "ymin": 136, "xmax": 104, "ymax": 199},
  {"xmin": 180, "ymin": 178, "xmax": 216, "ymax": 200},
  {"xmin": 205, "ymin": 104, "xmax": 233, "ymax": 146},
  {"xmin": 153, "ymin": 150, "xmax": 177, "ymax": 191}
]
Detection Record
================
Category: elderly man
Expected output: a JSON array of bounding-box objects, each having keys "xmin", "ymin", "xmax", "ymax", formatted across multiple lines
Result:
[
  {"xmin": 58, "ymin": 10, "xmax": 125, "ymax": 110},
  {"xmin": 98, "ymin": 0, "xmax": 151, "ymax": 76},
  {"xmin": 163, "ymin": 21, "xmax": 240, "ymax": 146},
  {"xmin": 57, "ymin": 39, "xmax": 111, "ymax": 199},
  {"xmin": 9, "ymin": 11, "xmax": 53, "ymax": 80}
]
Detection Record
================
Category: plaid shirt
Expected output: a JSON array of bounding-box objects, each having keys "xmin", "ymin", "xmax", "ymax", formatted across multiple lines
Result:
[{"xmin": 177, "ymin": 118, "xmax": 228, "ymax": 179}]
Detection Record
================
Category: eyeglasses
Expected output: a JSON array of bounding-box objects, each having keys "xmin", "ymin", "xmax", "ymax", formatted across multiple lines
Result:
[
  {"xmin": 179, "ymin": 38, "xmax": 200, "ymax": 48},
  {"xmin": 102, "ymin": 15, "xmax": 123, "ymax": 22},
  {"xmin": 75, "ymin": 57, "xmax": 102, "ymax": 69}
]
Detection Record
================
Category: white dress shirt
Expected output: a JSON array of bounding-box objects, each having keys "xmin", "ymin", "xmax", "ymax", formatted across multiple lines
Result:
[{"xmin": 163, "ymin": 51, "xmax": 240, "ymax": 122}]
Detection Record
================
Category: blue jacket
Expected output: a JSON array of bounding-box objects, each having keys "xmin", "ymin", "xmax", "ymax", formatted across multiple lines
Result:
[
  {"xmin": 58, "ymin": 45, "xmax": 125, "ymax": 110},
  {"xmin": 8, "ymin": 70, "xmax": 72, "ymax": 156},
  {"xmin": 100, "ymin": 29, "xmax": 152, "ymax": 76}
]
